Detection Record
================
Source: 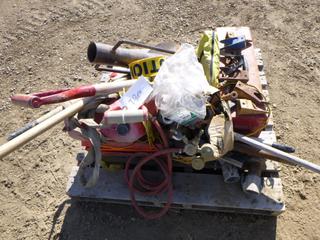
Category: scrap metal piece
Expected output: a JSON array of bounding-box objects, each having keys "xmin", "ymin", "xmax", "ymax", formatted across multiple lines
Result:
[
  {"xmin": 221, "ymin": 91, "xmax": 238, "ymax": 101},
  {"xmin": 237, "ymin": 99, "xmax": 268, "ymax": 115},
  {"xmin": 220, "ymin": 56, "xmax": 246, "ymax": 75},
  {"xmin": 234, "ymin": 81, "xmax": 266, "ymax": 104},
  {"xmin": 219, "ymin": 70, "xmax": 249, "ymax": 83}
]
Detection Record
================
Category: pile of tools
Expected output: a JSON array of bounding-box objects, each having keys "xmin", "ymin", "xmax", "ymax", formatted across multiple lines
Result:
[{"xmin": 1, "ymin": 30, "xmax": 319, "ymax": 219}]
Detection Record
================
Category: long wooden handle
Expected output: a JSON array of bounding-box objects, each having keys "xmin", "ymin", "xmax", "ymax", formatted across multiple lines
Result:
[
  {"xmin": 7, "ymin": 106, "xmax": 64, "ymax": 140},
  {"xmin": 1, "ymin": 80, "xmax": 137, "ymax": 159},
  {"xmin": 0, "ymin": 97, "xmax": 94, "ymax": 159},
  {"xmin": 234, "ymin": 132, "xmax": 320, "ymax": 174}
]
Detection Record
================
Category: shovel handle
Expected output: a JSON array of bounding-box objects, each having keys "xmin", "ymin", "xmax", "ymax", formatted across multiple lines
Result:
[{"xmin": 10, "ymin": 94, "xmax": 41, "ymax": 108}]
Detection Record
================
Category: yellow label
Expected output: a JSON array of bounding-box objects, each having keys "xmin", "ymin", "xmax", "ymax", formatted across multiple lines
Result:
[{"xmin": 129, "ymin": 56, "xmax": 165, "ymax": 80}]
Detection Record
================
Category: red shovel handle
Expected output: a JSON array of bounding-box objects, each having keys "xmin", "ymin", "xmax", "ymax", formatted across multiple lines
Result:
[
  {"xmin": 10, "ymin": 94, "xmax": 42, "ymax": 108},
  {"xmin": 10, "ymin": 85, "xmax": 97, "ymax": 108}
]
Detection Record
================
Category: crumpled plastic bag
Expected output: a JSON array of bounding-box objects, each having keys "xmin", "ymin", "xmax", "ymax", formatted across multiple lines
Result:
[{"xmin": 152, "ymin": 43, "xmax": 210, "ymax": 125}]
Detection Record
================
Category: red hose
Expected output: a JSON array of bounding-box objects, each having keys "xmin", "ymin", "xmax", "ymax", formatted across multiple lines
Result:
[{"xmin": 124, "ymin": 117, "xmax": 181, "ymax": 219}]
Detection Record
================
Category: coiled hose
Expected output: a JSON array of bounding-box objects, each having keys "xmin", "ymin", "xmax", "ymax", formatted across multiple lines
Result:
[{"xmin": 124, "ymin": 117, "xmax": 181, "ymax": 219}]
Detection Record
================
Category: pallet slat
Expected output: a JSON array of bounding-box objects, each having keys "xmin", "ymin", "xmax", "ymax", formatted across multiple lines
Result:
[{"xmin": 67, "ymin": 166, "xmax": 285, "ymax": 215}]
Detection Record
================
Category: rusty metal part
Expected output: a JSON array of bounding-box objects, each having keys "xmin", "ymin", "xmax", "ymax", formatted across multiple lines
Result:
[
  {"xmin": 216, "ymin": 27, "xmax": 263, "ymax": 91},
  {"xmin": 219, "ymin": 70, "xmax": 249, "ymax": 83},
  {"xmin": 221, "ymin": 91, "xmax": 238, "ymax": 101},
  {"xmin": 220, "ymin": 55, "xmax": 246, "ymax": 75},
  {"xmin": 112, "ymin": 40, "xmax": 176, "ymax": 54},
  {"xmin": 237, "ymin": 99, "xmax": 268, "ymax": 115},
  {"xmin": 209, "ymin": 91, "xmax": 221, "ymax": 106},
  {"xmin": 234, "ymin": 81, "xmax": 266, "ymax": 104}
]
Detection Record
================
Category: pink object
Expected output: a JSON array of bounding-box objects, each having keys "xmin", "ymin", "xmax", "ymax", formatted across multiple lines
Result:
[
  {"xmin": 100, "ymin": 123, "xmax": 146, "ymax": 143},
  {"xmin": 99, "ymin": 100, "xmax": 148, "ymax": 143}
]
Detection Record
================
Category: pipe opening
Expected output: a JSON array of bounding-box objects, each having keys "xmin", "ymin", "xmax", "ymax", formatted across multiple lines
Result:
[{"xmin": 87, "ymin": 42, "xmax": 97, "ymax": 63}]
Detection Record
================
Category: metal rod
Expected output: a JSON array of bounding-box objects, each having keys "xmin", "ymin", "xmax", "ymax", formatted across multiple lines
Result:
[
  {"xmin": 95, "ymin": 65, "xmax": 131, "ymax": 74},
  {"xmin": 234, "ymin": 132, "xmax": 320, "ymax": 174},
  {"xmin": 112, "ymin": 40, "xmax": 176, "ymax": 54},
  {"xmin": 233, "ymin": 142, "xmax": 295, "ymax": 165}
]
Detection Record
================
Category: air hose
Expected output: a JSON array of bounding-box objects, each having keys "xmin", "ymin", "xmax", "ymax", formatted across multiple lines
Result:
[{"xmin": 124, "ymin": 117, "xmax": 181, "ymax": 219}]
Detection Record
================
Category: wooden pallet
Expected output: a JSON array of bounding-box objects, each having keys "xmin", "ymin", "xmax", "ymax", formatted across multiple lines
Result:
[{"xmin": 66, "ymin": 27, "xmax": 285, "ymax": 216}]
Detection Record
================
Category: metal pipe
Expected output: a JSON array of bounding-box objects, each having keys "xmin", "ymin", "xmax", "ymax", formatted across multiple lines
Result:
[
  {"xmin": 233, "ymin": 142, "xmax": 295, "ymax": 165},
  {"xmin": 87, "ymin": 42, "xmax": 162, "ymax": 66},
  {"xmin": 234, "ymin": 132, "xmax": 320, "ymax": 174}
]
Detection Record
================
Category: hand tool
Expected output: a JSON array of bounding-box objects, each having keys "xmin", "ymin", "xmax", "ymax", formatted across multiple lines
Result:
[
  {"xmin": 10, "ymin": 80, "xmax": 136, "ymax": 108},
  {"xmin": 7, "ymin": 106, "xmax": 64, "ymax": 140},
  {"xmin": 0, "ymin": 97, "xmax": 97, "ymax": 159}
]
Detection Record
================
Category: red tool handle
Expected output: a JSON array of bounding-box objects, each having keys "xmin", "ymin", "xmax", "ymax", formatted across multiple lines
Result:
[
  {"xmin": 10, "ymin": 94, "xmax": 40, "ymax": 108},
  {"xmin": 11, "ymin": 85, "xmax": 97, "ymax": 108}
]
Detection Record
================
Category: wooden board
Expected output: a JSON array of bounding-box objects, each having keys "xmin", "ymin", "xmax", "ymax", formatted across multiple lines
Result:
[{"xmin": 67, "ymin": 166, "xmax": 285, "ymax": 216}]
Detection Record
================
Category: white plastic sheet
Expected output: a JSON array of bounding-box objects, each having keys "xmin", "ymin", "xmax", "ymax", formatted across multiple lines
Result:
[{"xmin": 153, "ymin": 43, "xmax": 209, "ymax": 125}]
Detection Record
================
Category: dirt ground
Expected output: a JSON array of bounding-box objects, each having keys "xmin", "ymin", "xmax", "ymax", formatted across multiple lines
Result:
[{"xmin": 0, "ymin": 0, "xmax": 319, "ymax": 239}]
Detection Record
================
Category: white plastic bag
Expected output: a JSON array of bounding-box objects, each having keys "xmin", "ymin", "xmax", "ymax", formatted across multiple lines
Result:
[{"xmin": 153, "ymin": 43, "xmax": 209, "ymax": 125}]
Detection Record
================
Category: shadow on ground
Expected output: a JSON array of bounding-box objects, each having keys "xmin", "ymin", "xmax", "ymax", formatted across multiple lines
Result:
[{"xmin": 49, "ymin": 200, "xmax": 277, "ymax": 240}]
